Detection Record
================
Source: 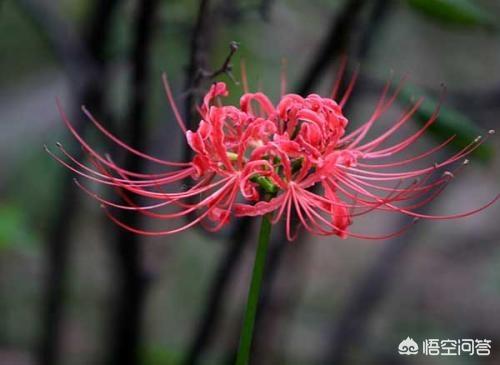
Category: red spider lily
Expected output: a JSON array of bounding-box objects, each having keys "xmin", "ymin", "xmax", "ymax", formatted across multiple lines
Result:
[{"xmin": 47, "ymin": 68, "xmax": 498, "ymax": 240}]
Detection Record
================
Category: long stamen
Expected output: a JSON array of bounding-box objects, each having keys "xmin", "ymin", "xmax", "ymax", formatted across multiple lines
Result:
[{"xmin": 162, "ymin": 73, "xmax": 187, "ymax": 133}]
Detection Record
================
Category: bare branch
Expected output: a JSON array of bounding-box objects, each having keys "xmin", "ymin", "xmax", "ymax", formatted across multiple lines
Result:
[{"xmin": 197, "ymin": 41, "xmax": 239, "ymax": 83}]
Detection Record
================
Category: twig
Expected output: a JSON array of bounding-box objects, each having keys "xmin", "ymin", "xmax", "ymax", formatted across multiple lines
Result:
[
  {"xmin": 106, "ymin": 1, "xmax": 158, "ymax": 364},
  {"xmin": 196, "ymin": 41, "xmax": 239, "ymax": 83},
  {"xmin": 179, "ymin": 41, "xmax": 241, "ymax": 105}
]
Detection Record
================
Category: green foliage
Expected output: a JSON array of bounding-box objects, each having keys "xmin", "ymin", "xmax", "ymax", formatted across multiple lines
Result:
[
  {"xmin": 399, "ymin": 85, "xmax": 494, "ymax": 162},
  {"xmin": 141, "ymin": 345, "xmax": 219, "ymax": 365},
  {"xmin": 141, "ymin": 346, "xmax": 182, "ymax": 365},
  {"xmin": 0, "ymin": 202, "xmax": 35, "ymax": 251},
  {"xmin": 9, "ymin": 148, "xmax": 64, "ymax": 228},
  {"xmin": 0, "ymin": 2, "xmax": 55, "ymax": 85},
  {"xmin": 407, "ymin": 0, "xmax": 496, "ymax": 29}
]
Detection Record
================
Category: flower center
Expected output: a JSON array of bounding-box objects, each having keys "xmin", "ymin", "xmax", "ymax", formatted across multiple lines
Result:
[{"xmin": 186, "ymin": 83, "xmax": 351, "ymax": 199}]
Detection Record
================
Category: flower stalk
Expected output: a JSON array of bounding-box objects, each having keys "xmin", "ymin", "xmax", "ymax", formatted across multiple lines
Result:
[{"xmin": 235, "ymin": 213, "xmax": 273, "ymax": 365}]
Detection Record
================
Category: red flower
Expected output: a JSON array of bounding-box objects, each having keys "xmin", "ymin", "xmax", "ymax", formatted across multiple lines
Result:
[{"xmin": 48, "ymin": 70, "xmax": 498, "ymax": 240}]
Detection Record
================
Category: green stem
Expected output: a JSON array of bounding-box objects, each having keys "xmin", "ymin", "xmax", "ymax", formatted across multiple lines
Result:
[{"xmin": 235, "ymin": 214, "xmax": 273, "ymax": 365}]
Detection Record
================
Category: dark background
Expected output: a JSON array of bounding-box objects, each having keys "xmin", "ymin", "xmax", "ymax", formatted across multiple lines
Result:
[{"xmin": 0, "ymin": 0, "xmax": 499, "ymax": 364}]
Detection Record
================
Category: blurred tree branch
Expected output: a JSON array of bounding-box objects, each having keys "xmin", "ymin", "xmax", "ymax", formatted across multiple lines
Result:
[
  {"xmin": 106, "ymin": 1, "xmax": 158, "ymax": 365},
  {"xmin": 354, "ymin": 0, "xmax": 392, "ymax": 61},
  {"xmin": 295, "ymin": 0, "xmax": 368, "ymax": 95},
  {"xmin": 14, "ymin": 1, "xmax": 122, "ymax": 365},
  {"xmin": 16, "ymin": 0, "xmax": 99, "ymax": 92},
  {"xmin": 259, "ymin": 0, "xmax": 276, "ymax": 21}
]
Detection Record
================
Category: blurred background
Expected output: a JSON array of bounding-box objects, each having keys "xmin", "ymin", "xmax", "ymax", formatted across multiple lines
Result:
[{"xmin": 0, "ymin": 0, "xmax": 499, "ymax": 364}]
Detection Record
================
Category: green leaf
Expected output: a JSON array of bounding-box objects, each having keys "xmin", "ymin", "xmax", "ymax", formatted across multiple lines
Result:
[
  {"xmin": 398, "ymin": 85, "xmax": 494, "ymax": 163},
  {"xmin": 407, "ymin": 0, "xmax": 496, "ymax": 29}
]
